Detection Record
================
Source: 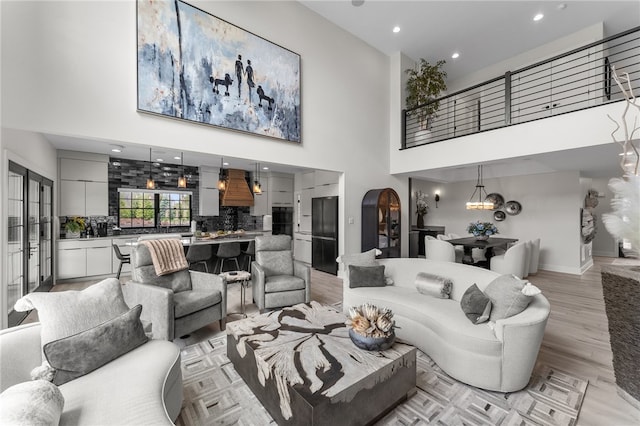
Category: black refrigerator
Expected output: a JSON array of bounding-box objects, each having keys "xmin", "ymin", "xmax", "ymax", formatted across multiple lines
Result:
[{"xmin": 312, "ymin": 196, "xmax": 338, "ymax": 275}]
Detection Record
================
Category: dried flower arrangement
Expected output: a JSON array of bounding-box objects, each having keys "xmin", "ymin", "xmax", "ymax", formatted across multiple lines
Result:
[{"xmin": 347, "ymin": 303, "xmax": 395, "ymax": 338}]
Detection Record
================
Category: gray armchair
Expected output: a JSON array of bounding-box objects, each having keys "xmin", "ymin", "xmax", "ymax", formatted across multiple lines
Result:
[
  {"xmin": 251, "ymin": 235, "xmax": 310, "ymax": 311},
  {"xmin": 123, "ymin": 243, "xmax": 226, "ymax": 340}
]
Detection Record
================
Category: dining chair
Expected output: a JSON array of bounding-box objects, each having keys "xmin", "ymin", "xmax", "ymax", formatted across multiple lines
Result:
[
  {"xmin": 434, "ymin": 234, "xmax": 463, "ymax": 262},
  {"xmin": 424, "ymin": 239, "xmax": 456, "ymax": 262},
  {"xmin": 490, "ymin": 241, "xmax": 528, "ymax": 278}
]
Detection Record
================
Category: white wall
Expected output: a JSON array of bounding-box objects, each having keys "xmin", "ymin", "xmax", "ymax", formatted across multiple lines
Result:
[
  {"xmin": 0, "ymin": 128, "xmax": 58, "ymax": 329},
  {"xmin": 1, "ymin": 1, "xmax": 401, "ymax": 264},
  {"xmin": 412, "ymin": 171, "xmax": 585, "ymax": 274}
]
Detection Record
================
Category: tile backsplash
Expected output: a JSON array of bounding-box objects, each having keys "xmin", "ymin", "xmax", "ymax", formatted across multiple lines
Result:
[{"xmin": 58, "ymin": 158, "xmax": 265, "ymax": 238}]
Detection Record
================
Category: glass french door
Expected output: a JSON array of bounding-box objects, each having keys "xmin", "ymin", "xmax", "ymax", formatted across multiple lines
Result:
[{"xmin": 7, "ymin": 161, "xmax": 53, "ymax": 327}]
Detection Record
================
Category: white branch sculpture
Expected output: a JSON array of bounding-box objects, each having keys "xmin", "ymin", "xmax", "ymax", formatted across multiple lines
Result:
[
  {"xmin": 602, "ymin": 65, "xmax": 640, "ymax": 255},
  {"xmin": 606, "ymin": 66, "xmax": 640, "ymax": 176}
]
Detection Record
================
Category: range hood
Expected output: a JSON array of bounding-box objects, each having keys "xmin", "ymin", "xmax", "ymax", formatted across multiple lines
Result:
[{"xmin": 221, "ymin": 169, "xmax": 255, "ymax": 207}]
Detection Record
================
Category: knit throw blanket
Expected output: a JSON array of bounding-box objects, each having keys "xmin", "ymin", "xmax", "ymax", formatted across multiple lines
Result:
[{"xmin": 141, "ymin": 239, "xmax": 188, "ymax": 276}]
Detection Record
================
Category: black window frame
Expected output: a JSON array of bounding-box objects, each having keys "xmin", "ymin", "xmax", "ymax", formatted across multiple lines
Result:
[{"xmin": 117, "ymin": 189, "xmax": 192, "ymax": 229}]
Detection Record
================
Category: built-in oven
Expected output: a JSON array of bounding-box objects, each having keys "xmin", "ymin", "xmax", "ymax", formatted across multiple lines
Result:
[{"xmin": 272, "ymin": 207, "xmax": 293, "ymax": 236}]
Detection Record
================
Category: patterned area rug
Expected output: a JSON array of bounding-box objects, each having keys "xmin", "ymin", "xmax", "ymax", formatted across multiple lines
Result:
[{"xmin": 176, "ymin": 335, "xmax": 588, "ymax": 426}]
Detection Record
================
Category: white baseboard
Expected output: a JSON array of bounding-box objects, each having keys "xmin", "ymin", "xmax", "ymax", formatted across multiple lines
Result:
[{"xmin": 538, "ymin": 262, "xmax": 585, "ymax": 275}]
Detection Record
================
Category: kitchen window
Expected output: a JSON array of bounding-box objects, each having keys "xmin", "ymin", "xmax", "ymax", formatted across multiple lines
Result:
[
  {"xmin": 159, "ymin": 193, "xmax": 191, "ymax": 226},
  {"xmin": 118, "ymin": 189, "xmax": 191, "ymax": 228}
]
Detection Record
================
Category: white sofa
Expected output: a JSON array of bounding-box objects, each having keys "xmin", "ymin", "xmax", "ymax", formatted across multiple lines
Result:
[
  {"xmin": 343, "ymin": 258, "xmax": 550, "ymax": 392},
  {"xmin": 0, "ymin": 322, "xmax": 183, "ymax": 425}
]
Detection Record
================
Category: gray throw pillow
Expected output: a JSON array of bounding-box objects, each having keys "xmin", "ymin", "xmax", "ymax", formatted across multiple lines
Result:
[
  {"xmin": 348, "ymin": 265, "xmax": 387, "ymax": 288},
  {"xmin": 484, "ymin": 274, "xmax": 533, "ymax": 321},
  {"xmin": 339, "ymin": 249, "xmax": 379, "ymax": 268},
  {"xmin": 415, "ymin": 272, "xmax": 452, "ymax": 299},
  {"xmin": 0, "ymin": 380, "xmax": 64, "ymax": 426},
  {"xmin": 460, "ymin": 284, "xmax": 492, "ymax": 324},
  {"xmin": 13, "ymin": 278, "xmax": 130, "ymax": 359},
  {"xmin": 43, "ymin": 305, "xmax": 148, "ymax": 385}
]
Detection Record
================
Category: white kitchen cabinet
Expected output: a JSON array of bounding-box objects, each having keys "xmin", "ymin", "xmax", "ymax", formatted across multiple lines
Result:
[
  {"xmin": 199, "ymin": 187, "xmax": 220, "ymax": 216},
  {"xmin": 60, "ymin": 158, "xmax": 108, "ymax": 181},
  {"xmin": 271, "ymin": 190, "xmax": 293, "ymax": 206},
  {"xmin": 86, "ymin": 246, "xmax": 113, "ymax": 276},
  {"xmin": 198, "ymin": 168, "xmax": 220, "ymax": 216},
  {"xmin": 85, "ymin": 182, "xmax": 109, "ymax": 216},
  {"xmin": 57, "ymin": 238, "xmax": 113, "ymax": 280},
  {"xmin": 314, "ymin": 171, "xmax": 339, "ymax": 186},
  {"xmin": 268, "ymin": 173, "xmax": 293, "ymax": 207},
  {"xmin": 59, "ymin": 156, "xmax": 109, "ymax": 216},
  {"xmin": 301, "ymin": 172, "xmax": 314, "ymax": 190},
  {"xmin": 57, "ymin": 246, "xmax": 86, "ymax": 280},
  {"xmin": 250, "ymin": 174, "xmax": 269, "ymax": 216},
  {"xmin": 294, "ymin": 233, "xmax": 312, "ymax": 264},
  {"xmin": 60, "ymin": 180, "xmax": 108, "ymax": 216}
]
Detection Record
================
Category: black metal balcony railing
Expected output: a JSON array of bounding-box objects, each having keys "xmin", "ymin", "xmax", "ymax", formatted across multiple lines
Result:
[{"xmin": 402, "ymin": 26, "xmax": 640, "ymax": 149}]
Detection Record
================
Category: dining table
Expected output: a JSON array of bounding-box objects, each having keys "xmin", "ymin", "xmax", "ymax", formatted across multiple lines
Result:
[{"xmin": 446, "ymin": 236, "xmax": 519, "ymax": 269}]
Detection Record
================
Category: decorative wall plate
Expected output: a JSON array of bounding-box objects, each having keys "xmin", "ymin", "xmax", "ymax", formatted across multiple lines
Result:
[
  {"xmin": 505, "ymin": 201, "xmax": 522, "ymax": 215},
  {"xmin": 485, "ymin": 193, "xmax": 505, "ymax": 209},
  {"xmin": 493, "ymin": 210, "xmax": 506, "ymax": 221}
]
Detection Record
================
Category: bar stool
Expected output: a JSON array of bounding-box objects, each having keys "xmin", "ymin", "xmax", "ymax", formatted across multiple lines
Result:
[
  {"xmin": 112, "ymin": 244, "xmax": 131, "ymax": 279},
  {"xmin": 216, "ymin": 242, "xmax": 241, "ymax": 273},
  {"xmin": 186, "ymin": 244, "xmax": 212, "ymax": 273},
  {"xmin": 241, "ymin": 240, "xmax": 255, "ymax": 272}
]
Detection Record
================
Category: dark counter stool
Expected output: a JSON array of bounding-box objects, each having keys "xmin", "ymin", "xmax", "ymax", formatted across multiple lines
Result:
[
  {"xmin": 215, "ymin": 242, "xmax": 241, "ymax": 273},
  {"xmin": 241, "ymin": 240, "xmax": 255, "ymax": 272},
  {"xmin": 186, "ymin": 244, "xmax": 212, "ymax": 273},
  {"xmin": 112, "ymin": 244, "xmax": 131, "ymax": 279}
]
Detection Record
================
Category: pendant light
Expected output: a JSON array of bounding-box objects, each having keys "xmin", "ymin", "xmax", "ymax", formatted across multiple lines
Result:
[
  {"xmin": 465, "ymin": 165, "xmax": 494, "ymax": 210},
  {"xmin": 146, "ymin": 148, "xmax": 155, "ymax": 189},
  {"xmin": 177, "ymin": 152, "xmax": 187, "ymax": 188},
  {"xmin": 253, "ymin": 162, "xmax": 262, "ymax": 195},
  {"xmin": 217, "ymin": 157, "xmax": 227, "ymax": 191}
]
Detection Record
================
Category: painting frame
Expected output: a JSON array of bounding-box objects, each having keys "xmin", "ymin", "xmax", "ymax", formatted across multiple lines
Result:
[{"xmin": 136, "ymin": 0, "xmax": 301, "ymax": 143}]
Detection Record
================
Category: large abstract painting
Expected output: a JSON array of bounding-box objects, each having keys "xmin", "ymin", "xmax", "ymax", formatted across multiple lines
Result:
[{"xmin": 137, "ymin": 0, "xmax": 301, "ymax": 143}]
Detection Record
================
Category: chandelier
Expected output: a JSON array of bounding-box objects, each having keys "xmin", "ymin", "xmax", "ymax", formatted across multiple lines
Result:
[{"xmin": 466, "ymin": 165, "xmax": 494, "ymax": 210}]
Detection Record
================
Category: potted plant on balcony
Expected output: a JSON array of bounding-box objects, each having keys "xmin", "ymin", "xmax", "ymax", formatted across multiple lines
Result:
[
  {"xmin": 64, "ymin": 216, "xmax": 86, "ymax": 239},
  {"xmin": 405, "ymin": 59, "xmax": 447, "ymax": 141}
]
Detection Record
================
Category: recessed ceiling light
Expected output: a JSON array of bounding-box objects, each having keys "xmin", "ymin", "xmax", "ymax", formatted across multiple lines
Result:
[
  {"xmin": 223, "ymin": 162, "xmax": 229, "ymax": 166},
  {"xmin": 156, "ymin": 158, "xmax": 164, "ymax": 162},
  {"xmin": 392, "ymin": 26, "xmax": 400, "ymax": 33},
  {"xmin": 110, "ymin": 145, "xmax": 124, "ymax": 153},
  {"xmin": 452, "ymin": 52, "xmax": 460, "ymax": 59},
  {"xmin": 173, "ymin": 156, "xmax": 181, "ymax": 160},
  {"xmin": 557, "ymin": 3, "xmax": 567, "ymax": 10},
  {"xmin": 262, "ymin": 166, "xmax": 269, "ymax": 170},
  {"xmin": 533, "ymin": 13, "xmax": 544, "ymax": 21}
]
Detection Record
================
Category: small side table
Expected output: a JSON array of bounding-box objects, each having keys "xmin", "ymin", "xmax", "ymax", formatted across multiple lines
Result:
[{"xmin": 220, "ymin": 270, "xmax": 251, "ymax": 318}]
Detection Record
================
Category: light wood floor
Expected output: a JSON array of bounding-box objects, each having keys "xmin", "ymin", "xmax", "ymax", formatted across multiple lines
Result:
[{"xmin": 39, "ymin": 257, "xmax": 640, "ymax": 425}]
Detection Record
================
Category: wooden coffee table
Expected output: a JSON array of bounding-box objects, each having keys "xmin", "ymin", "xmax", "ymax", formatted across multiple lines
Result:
[{"xmin": 226, "ymin": 302, "xmax": 416, "ymax": 425}]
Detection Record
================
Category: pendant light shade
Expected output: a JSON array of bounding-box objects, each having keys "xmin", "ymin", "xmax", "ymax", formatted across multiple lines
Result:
[
  {"xmin": 466, "ymin": 165, "xmax": 494, "ymax": 210},
  {"xmin": 253, "ymin": 163, "xmax": 262, "ymax": 195},
  {"xmin": 217, "ymin": 157, "xmax": 227, "ymax": 191},
  {"xmin": 146, "ymin": 148, "xmax": 155, "ymax": 189},
  {"xmin": 177, "ymin": 152, "xmax": 187, "ymax": 188}
]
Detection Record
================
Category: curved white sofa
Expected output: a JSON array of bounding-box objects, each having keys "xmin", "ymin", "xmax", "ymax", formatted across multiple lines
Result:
[
  {"xmin": 343, "ymin": 258, "xmax": 550, "ymax": 392},
  {"xmin": 0, "ymin": 322, "xmax": 183, "ymax": 425}
]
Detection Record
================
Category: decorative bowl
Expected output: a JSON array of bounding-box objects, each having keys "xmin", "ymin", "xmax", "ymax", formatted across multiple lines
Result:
[
  {"xmin": 348, "ymin": 328, "xmax": 395, "ymax": 351},
  {"xmin": 475, "ymin": 235, "xmax": 490, "ymax": 241}
]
